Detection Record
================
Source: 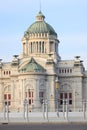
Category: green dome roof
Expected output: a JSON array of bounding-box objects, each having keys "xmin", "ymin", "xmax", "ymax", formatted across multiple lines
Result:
[
  {"xmin": 19, "ymin": 57, "xmax": 46, "ymax": 73},
  {"xmin": 24, "ymin": 11, "xmax": 57, "ymax": 37}
]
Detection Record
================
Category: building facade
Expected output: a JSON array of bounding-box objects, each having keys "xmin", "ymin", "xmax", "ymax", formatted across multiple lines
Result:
[{"xmin": 0, "ymin": 11, "xmax": 87, "ymax": 112}]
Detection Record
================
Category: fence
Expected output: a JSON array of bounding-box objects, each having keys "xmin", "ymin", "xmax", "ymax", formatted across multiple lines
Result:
[{"xmin": 0, "ymin": 99, "xmax": 87, "ymax": 122}]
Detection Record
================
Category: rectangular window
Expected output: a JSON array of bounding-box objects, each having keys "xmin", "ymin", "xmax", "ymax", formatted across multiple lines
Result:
[
  {"xmin": 60, "ymin": 100, "xmax": 63, "ymax": 105},
  {"xmin": 5, "ymin": 101, "xmax": 7, "ymax": 105},
  {"xmin": 8, "ymin": 94, "xmax": 11, "ymax": 100},
  {"xmin": 4, "ymin": 94, "xmax": 7, "ymax": 100},
  {"xmin": 67, "ymin": 69, "xmax": 69, "ymax": 73},
  {"xmin": 36, "ymin": 42, "xmax": 38, "ymax": 52},
  {"xmin": 42, "ymin": 42, "xmax": 44, "ymax": 53},
  {"xmin": 6, "ymin": 71, "xmax": 8, "ymax": 75},
  {"xmin": 65, "ymin": 69, "xmax": 66, "ymax": 73},
  {"xmin": 4, "ymin": 71, "xmax": 5, "ymax": 75},
  {"xmin": 65, "ymin": 93, "xmax": 67, "ymax": 99},
  {"xmin": 50, "ymin": 41, "xmax": 54, "ymax": 52},
  {"xmin": 70, "ymin": 69, "xmax": 72, "ymax": 73},
  {"xmin": 29, "ymin": 99, "xmax": 31, "ymax": 105},
  {"xmin": 59, "ymin": 69, "xmax": 61, "ymax": 73},
  {"xmin": 31, "ymin": 42, "xmax": 32, "ymax": 53},
  {"xmin": 29, "ymin": 92, "xmax": 31, "ymax": 97},
  {"xmin": 8, "ymin": 101, "xmax": 11, "ymax": 106},
  {"xmin": 69, "ymin": 93, "xmax": 72, "ymax": 98},
  {"xmin": 39, "ymin": 92, "xmax": 44, "ymax": 98},
  {"xmin": 39, "ymin": 42, "xmax": 41, "ymax": 53},
  {"xmin": 9, "ymin": 71, "xmax": 11, "ymax": 75},
  {"xmin": 62, "ymin": 69, "xmax": 64, "ymax": 73},
  {"xmin": 69, "ymin": 100, "xmax": 72, "ymax": 105},
  {"xmin": 60, "ymin": 93, "xmax": 63, "ymax": 99}
]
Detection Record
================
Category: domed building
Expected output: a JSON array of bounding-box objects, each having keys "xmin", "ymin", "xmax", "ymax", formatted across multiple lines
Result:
[{"xmin": 0, "ymin": 11, "xmax": 87, "ymax": 112}]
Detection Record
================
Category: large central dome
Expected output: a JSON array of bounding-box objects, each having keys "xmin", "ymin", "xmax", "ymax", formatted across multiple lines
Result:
[{"xmin": 24, "ymin": 11, "xmax": 57, "ymax": 37}]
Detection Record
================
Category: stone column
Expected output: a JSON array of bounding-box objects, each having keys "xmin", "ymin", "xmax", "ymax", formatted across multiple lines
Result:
[
  {"xmin": 23, "ymin": 79, "xmax": 26, "ymax": 100},
  {"xmin": 35, "ymin": 79, "xmax": 40, "ymax": 111},
  {"xmin": 41, "ymin": 41, "xmax": 42, "ymax": 53},
  {"xmin": 43, "ymin": 100, "xmax": 45, "ymax": 119},
  {"xmin": 29, "ymin": 42, "xmax": 31, "ymax": 54},
  {"xmin": 28, "ymin": 42, "xmax": 29, "ymax": 55},
  {"xmin": 83, "ymin": 99, "xmax": 86, "ymax": 119},
  {"xmin": 10, "ymin": 80, "xmax": 15, "ymax": 108},
  {"xmin": 45, "ymin": 99, "xmax": 48, "ymax": 120},
  {"xmin": 22, "ymin": 79, "xmax": 23, "ymax": 101},
  {"xmin": 0, "ymin": 82, "xmax": 4, "ymax": 110},
  {"xmin": 63, "ymin": 99, "xmax": 65, "ymax": 119},
  {"xmin": 42, "ymin": 41, "xmax": 44, "ymax": 53},
  {"xmin": 33, "ymin": 42, "xmax": 35, "ymax": 53},
  {"xmin": 65, "ymin": 99, "xmax": 68, "ymax": 120},
  {"xmin": 49, "ymin": 76, "xmax": 55, "ymax": 111}
]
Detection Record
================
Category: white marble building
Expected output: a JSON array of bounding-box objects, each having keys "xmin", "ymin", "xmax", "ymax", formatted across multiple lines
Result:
[{"xmin": 0, "ymin": 11, "xmax": 87, "ymax": 112}]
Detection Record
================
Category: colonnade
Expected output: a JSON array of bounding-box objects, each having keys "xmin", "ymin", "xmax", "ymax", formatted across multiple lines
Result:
[{"xmin": 23, "ymin": 41, "xmax": 46, "ymax": 55}]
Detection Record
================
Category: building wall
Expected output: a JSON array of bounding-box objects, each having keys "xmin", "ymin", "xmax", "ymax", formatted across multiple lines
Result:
[
  {"xmin": 0, "ymin": 58, "xmax": 87, "ymax": 112},
  {"xmin": 0, "ymin": 12, "xmax": 87, "ymax": 112}
]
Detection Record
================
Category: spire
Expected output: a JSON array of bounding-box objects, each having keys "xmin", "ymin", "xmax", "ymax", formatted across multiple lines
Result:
[{"xmin": 40, "ymin": 0, "xmax": 41, "ymax": 12}]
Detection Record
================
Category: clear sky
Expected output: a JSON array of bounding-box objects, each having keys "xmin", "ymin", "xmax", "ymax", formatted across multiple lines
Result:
[{"xmin": 0, "ymin": 0, "xmax": 87, "ymax": 68}]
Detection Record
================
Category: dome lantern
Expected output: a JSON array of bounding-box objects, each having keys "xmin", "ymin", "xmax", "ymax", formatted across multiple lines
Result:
[
  {"xmin": 36, "ymin": 11, "xmax": 45, "ymax": 21},
  {"xmin": 24, "ymin": 11, "xmax": 57, "ymax": 37}
]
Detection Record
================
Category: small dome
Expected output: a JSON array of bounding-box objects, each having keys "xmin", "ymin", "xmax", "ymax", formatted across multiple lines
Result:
[
  {"xmin": 36, "ymin": 11, "xmax": 45, "ymax": 21},
  {"xmin": 24, "ymin": 11, "xmax": 57, "ymax": 37}
]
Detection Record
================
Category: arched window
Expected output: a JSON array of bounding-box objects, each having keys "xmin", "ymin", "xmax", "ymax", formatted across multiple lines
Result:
[
  {"xmin": 70, "ymin": 69, "xmax": 72, "ymax": 73},
  {"xmin": 4, "ymin": 71, "xmax": 5, "ymax": 75},
  {"xmin": 39, "ymin": 42, "xmax": 41, "ymax": 53},
  {"xmin": 50, "ymin": 41, "xmax": 54, "ymax": 52},
  {"xmin": 9, "ymin": 71, "xmax": 11, "ymax": 75},
  {"xmin": 45, "ymin": 33, "xmax": 47, "ymax": 37},
  {"xmin": 65, "ymin": 69, "xmax": 66, "ymax": 73},
  {"xmin": 31, "ymin": 42, "xmax": 32, "ymax": 53},
  {"xmin": 55, "ymin": 43, "xmax": 58, "ymax": 53},
  {"xmin": 6, "ymin": 71, "xmax": 8, "ymax": 75},
  {"xmin": 59, "ymin": 69, "xmax": 61, "ymax": 73},
  {"xmin": 36, "ymin": 42, "xmax": 38, "ymax": 53},
  {"xmin": 67, "ymin": 69, "xmax": 69, "ymax": 73},
  {"xmin": 42, "ymin": 41, "xmax": 44, "ymax": 53},
  {"xmin": 62, "ymin": 69, "xmax": 64, "ymax": 73},
  {"xmin": 23, "ymin": 43, "xmax": 26, "ymax": 54}
]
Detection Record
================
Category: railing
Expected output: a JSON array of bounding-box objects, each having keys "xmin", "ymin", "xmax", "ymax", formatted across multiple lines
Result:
[{"xmin": 0, "ymin": 99, "xmax": 87, "ymax": 122}]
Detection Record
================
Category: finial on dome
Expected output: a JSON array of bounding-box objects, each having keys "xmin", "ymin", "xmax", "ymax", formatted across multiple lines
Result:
[{"xmin": 40, "ymin": 0, "xmax": 41, "ymax": 12}]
